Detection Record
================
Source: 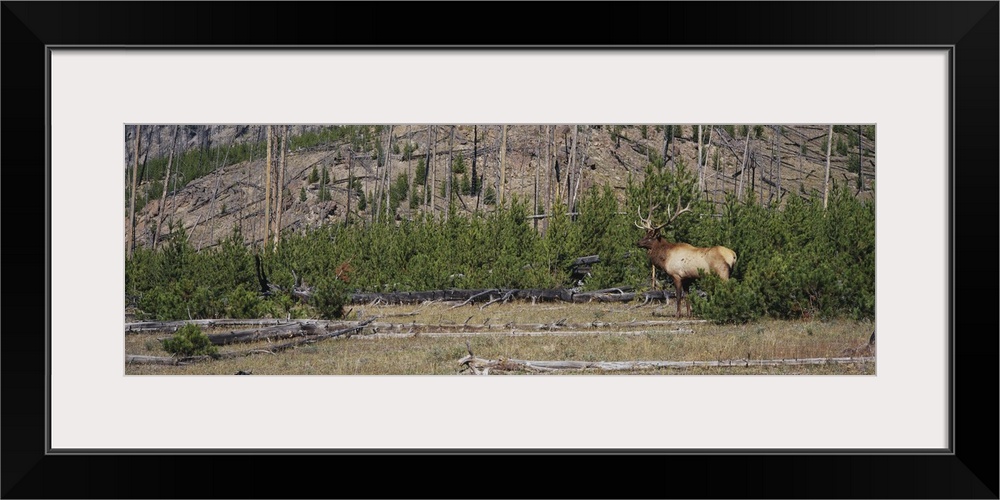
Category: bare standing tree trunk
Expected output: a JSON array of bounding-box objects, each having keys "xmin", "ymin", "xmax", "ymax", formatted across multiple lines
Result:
[
  {"xmin": 712, "ymin": 147, "xmax": 720, "ymax": 210},
  {"xmin": 152, "ymin": 125, "xmax": 179, "ymax": 251},
  {"xmin": 251, "ymin": 126, "xmax": 264, "ymax": 244},
  {"xmin": 545, "ymin": 125, "xmax": 552, "ymax": 234},
  {"xmin": 499, "ymin": 124, "xmax": 508, "ymax": 206},
  {"xmin": 140, "ymin": 126, "xmax": 151, "ymax": 183},
  {"xmin": 427, "ymin": 126, "xmax": 436, "ymax": 215},
  {"xmin": 774, "ymin": 125, "xmax": 782, "ymax": 203},
  {"xmin": 568, "ymin": 125, "xmax": 578, "ymax": 210},
  {"xmin": 823, "ymin": 124, "xmax": 834, "ymax": 210},
  {"xmin": 697, "ymin": 125, "xmax": 704, "ymax": 191},
  {"xmin": 128, "ymin": 124, "xmax": 140, "ymax": 258},
  {"xmin": 402, "ymin": 125, "xmax": 417, "ymax": 217},
  {"xmin": 767, "ymin": 127, "xmax": 778, "ymax": 204},
  {"xmin": 661, "ymin": 124, "xmax": 670, "ymax": 164},
  {"xmin": 405, "ymin": 125, "xmax": 412, "ymax": 215},
  {"xmin": 372, "ymin": 131, "xmax": 382, "ymax": 223},
  {"xmin": 705, "ymin": 126, "xmax": 715, "ymax": 195},
  {"xmin": 673, "ymin": 125, "xmax": 681, "ymax": 169},
  {"xmin": 533, "ymin": 127, "xmax": 541, "ymax": 230},
  {"xmin": 153, "ymin": 125, "xmax": 161, "ymax": 160},
  {"xmin": 446, "ymin": 125, "xmax": 455, "ymax": 218},
  {"xmin": 559, "ymin": 126, "xmax": 567, "ymax": 206},
  {"xmin": 264, "ymin": 125, "xmax": 272, "ymax": 249},
  {"xmin": 737, "ymin": 127, "xmax": 751, "ymax": 202},
  {"xmin": 169, "ymin": 149, "xmax": 180, "ymax": 223},
  {"xmin": 347, "ymin": 151, "xmax": 353, "ymax": 225},
  {"xmin": 473, "ymin": 125, "xmax": 480, "ymax": 212},
  {"xmin": 797, "ymin": 130, "xmax": 804, "ymax": 184},
  {"xmin": 384, "ymin": 125, "xmax": 394, "ymax": 220},
  {"xmin": 757, "ymin": 149, "xmax": 764, "ymax": 207},
  {"xmin": 243, "ymin": 128, "xmax": 260, "ymax": 242},
  {"xmin": 274, "ymin": 125, "xmax": 287, "ymax": 249},
  {"xmin": 857, "ymin": 124, "xmax": 864, "ymax": 192},
  {"xmin": 208, "ymin": 131, "xmax": 235, "ymax": 247}
]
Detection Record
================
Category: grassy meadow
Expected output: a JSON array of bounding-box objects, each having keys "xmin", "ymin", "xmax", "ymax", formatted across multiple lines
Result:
[{"xmin": 125, "ymin": 301, "xmax": 875, "ymax": 375}]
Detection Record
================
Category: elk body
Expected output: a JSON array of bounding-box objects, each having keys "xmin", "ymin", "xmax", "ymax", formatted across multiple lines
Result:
[{"xmin": 636, "ymin": 203, "xmax": 737, "ymax": 317}]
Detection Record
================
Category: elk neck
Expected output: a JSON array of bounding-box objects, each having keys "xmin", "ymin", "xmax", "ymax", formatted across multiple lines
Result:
[
  {"xmin": 639, "ymin": 233, "xmax": 679, "ymax": 253},
  {"xmin": 652, "ymin": 237, "xmax": 681, "ymax": 253}
]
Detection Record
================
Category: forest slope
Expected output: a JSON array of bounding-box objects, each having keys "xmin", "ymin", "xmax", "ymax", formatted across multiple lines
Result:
[{"xmin": 125, "ymin": 124, "xmax": 875, "ymax": 250}]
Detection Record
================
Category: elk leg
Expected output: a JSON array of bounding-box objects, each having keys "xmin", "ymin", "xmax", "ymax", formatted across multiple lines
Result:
[
  {"xmin": 673, "ymin": 276, "xmax": 683, "ymax": 317},
  {"xmin": 683, "ymin": 281, "xmax": 692, "ymax": 316},
  {"xmin": 650, "ymin": 265, "xmax": 657, "ymax": 290}
]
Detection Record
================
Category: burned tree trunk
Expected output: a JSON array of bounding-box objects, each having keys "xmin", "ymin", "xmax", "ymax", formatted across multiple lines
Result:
[
  {"xmin": 499, "ymin": 124, "xmax": 508, "ymax": 206},
  {"xmin": 773, "ymin": 125, "xmax": 782, "ymax": 203},
  {"xmin": 736, "ymin": 127, "xmax": 751, "ymax": 202},
  {"xmin": 472, "ymin": 125, "xmax": 479, "ymax": 211},
  {"xmin": 823, "ymin": 124, "xmax": 833, "ymax": 210},
  {"xmin": 534, "ymin": 127, "xmax": 541, "ymax": 230},
  {"xmin": 568, "ymin": 124, "xmax": 578, "ymax": 210},
  {"xmin": 128, "ymin": 124, "xmax": 140, "ymax": 258},
  {"xmin": 383, "ymin": 124, "xmax": 393, "ymax": 220},
  {"xmin": 152, "ymin": 125, "xmax": 179, "ymax": 251},
  {"xmin": 426, "ymin": 126, "xmax": 436, "ymax": 214},
  {"xmin": 697, "ymin": 124, "xmax": 704, "ymax": 191},
  {"xmin": 264, "ymin": 125, "xmax": 273, "ymax": 248},
  {"xmin": 446, "ymin": 125, "xmax": 454, "ymax": 218},
  {"xmin": 274, "ymin": 125, "xmax": 287, "ymax": 248},
  {"xmin": 347, "ymin": 151, "xmax": 353, "ymax": 224}
]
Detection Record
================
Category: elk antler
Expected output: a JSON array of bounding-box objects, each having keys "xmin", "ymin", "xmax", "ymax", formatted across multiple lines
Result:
[
  {"xmin": 661, "ymin": 200, "xmax": 693, "ymax": 228},
  {"xmin": 635, "ymin": 204, "xmax": 660, "ymax": 231},
  {"xmin": 635, "ymin": 201, "xmax": 693, "ymax": 232}
]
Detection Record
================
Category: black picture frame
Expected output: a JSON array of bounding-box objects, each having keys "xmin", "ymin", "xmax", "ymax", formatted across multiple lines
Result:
[{"xmin": 3, "ymin": 2, "xmax": 997, "ymax": 498}]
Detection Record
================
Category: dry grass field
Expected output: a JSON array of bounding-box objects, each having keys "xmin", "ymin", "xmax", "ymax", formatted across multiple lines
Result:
[{"xmin": 125, "ymin": 301, "xmax": 875, "ymax": 375}]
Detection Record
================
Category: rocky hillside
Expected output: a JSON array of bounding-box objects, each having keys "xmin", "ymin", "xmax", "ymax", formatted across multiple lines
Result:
[{"xmin": 125, "ymin": 124, "xmax": 875, "ymax": 251}]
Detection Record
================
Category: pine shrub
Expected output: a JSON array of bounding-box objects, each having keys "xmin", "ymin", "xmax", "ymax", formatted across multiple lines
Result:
[
  {"xmin": 161, "ymin": 324, "xmax": 218, "ymax": 357},
  {"xmin": 312, "ymin": 275, "xmax": 349, "ymax": 320}
]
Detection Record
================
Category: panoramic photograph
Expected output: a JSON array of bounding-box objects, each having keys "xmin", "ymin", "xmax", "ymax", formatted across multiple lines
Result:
[{"xmin": 123, "ymin": 124, "xmax": 876, "ymax": 375}]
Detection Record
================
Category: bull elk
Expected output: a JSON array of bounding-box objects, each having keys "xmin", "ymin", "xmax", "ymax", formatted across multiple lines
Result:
[{"xmin": 635, "ymin": 202, "xmax": 737, "ymax": 317}]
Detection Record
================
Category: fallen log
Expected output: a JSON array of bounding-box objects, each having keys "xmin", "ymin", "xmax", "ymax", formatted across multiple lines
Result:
[
  {"xmin": 241, "ymin": 317, "xmax": 375, "ymax": 354},
  {"xmin": 125, "ymin": 318, "xmax": 377, "ymax": 366},
  {"xmin": 458, "ymin": 355, "xmax": 875, "ymax": 374},
  {"xmin": 571, "ymin": 255, "xmax": 600, "ymax": 266},
  {"xmin": 205, "ymin": 322, "xmax": 328, "ymax": 345},
  {"xmin": 380, "ymin": 302, "xmax": 435, "ymax": 317},
  {"xmin": 512, "ymin": 288, "xmax": 566, "ymax": 298},
  {"xmin": 449, "ymin": 289, "xmax": 501, "ymax": 308},
  {"xmin": 587, "ymin": 286, "xmax": 635, "ymax": 294},
  {"xmin": 353, "ymin": 288, "xmax": 516, "ymax": 305},
  {"xmin": 125, "ymin": 318, "xmax": 287, "ymax": 334},
  {"xmin": 355, "ymin": 288, "xmax": 676, "ymax": 306},
  {"xmin": 512, "ymin": 288, "xmax": 570, "ymax": 302},
  {"xmin": 365, "ymin": 319, "xmax": 702, "ymax": 333},
  {"xmin": 125, "ymin": 355, "xmax": 180, "ymax": 366},
  {"xmin": 134, "ymin": 316, "xmax": 707, "ymax": 343},
  {"xmin": 571, "ymin": 290, "xmax": 671, "ymax": 303},
  {"xmin": 126, "ymin": 288, "xmax": 682, "ymax": 335},
  {"xmin": 126, "ymin": 353, "xmax": 220, "ymax": 366},
  {"xmin": 357, "ymin": 328, "xmax": 693, "ymax": 339},
  {"xmin": 165, "ymin": 287, "xmax": 677, "ymax": 308},
  {"xmin": 479, "ymin": 290, "xmax": 516, "ymax": 310},
  {"xmin": 128, "ymin": 318, "xmax": 369, "ymax": 339}
]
